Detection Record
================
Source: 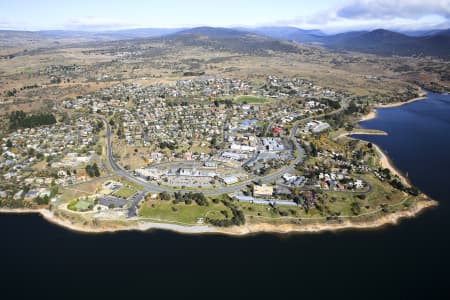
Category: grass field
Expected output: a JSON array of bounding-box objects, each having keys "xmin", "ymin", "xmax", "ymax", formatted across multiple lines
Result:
[
  {"xmin": 67, "ymin": 199, "xmax": 94, "ymax": 211},
  {"xmin": 235, "ymin": 96, "xmax": 271, "ymax": 104},
  {"xmin": 113, "ymin": 186, "xmax": 138, "ymax": 199},
  {"xmin": 138, "ymin": 200, "xmax": 232, "ymax": 224},
  {"xmin": 74, "ymin": 200, "xmax": 93, "ymax": 211}
]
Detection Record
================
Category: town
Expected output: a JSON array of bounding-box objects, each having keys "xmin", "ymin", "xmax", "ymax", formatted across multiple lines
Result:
[{"xmin": 0, "ymin": 75, "xmax": 425, "ymax": 228}]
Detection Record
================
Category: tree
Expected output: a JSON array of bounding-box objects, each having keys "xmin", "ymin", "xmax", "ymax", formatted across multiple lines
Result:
[
  {"xmin": 310, "ymin": 143, "xmax": 318, "ymax": 157},
  {"xmin": 351, "ymin": 202, "xmax": 361, "ymax": 215},
  {"xmin": 8, "ymin": 110, "xmax": 56, "ymax": 131},
  {"xmin": 50, "ymin": 186, "xmax": 59, "ymax": 198},
  {"xmin": 96, "ymin": 120, "xmax": 104, "ymax": 130},
  {"xmin": 35, "ymin": 195, "xmax": 50, "ymax": 205},
  {"xmin": 85, "ymin": 163, "xmax": 100, "ymax": 178},
  {"xmin": 160, "ymin": 192, "xmax": 171, "ymax": 201},
  {"xmin": 92, "ymin": 163, "xmax": 100, "ymax": 177}
]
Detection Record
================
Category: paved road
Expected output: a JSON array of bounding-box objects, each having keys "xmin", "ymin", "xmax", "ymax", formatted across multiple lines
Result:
[
  {"xmin": 103, "ymin": 99, "xmax": 349, "ymax": 196},
  {"xmin": 104, "ymin": 118, "xmax": 305, "ymax": 195}
]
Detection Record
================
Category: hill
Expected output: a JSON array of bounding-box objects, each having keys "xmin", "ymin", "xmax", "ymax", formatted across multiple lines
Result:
[
  {"xmin": 240, "ymin": 26, "xmax": 325, "ymax": 42},
  {"xmin": 402, "ymin": 28, "xmax": 450, "ymax": 37},
  {"xmin": 323, "ymin": 29, "xmax": 450, "ymax": 59},
  {"xmin": 160, "ymin": 27, "xmax": 301, "ymax": 55}
]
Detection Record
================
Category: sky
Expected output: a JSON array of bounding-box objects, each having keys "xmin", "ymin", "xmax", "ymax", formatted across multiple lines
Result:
[{"xmin": 0, "ymin": 0, "xmax": 449, "ymax": 33}]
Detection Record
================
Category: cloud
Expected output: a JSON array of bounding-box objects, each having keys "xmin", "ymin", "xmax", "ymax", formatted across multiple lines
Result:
[
  {"xmin": 63, "ymin": 17, "xmax": 139, "ymax": 31},
  {"xmin": 278, "ymin": 0, "xmax": 450, "ymax": 33},
  {"xmin": 0, "ymin": 19, "xmax": 21, "ymax": 30},
  {"xmin": 337, "ymin": 0, "xmax": 450, "ymax": 20}
]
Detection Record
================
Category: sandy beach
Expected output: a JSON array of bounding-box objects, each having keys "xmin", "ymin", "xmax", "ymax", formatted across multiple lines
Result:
[
  {"xmin": 373, "ymin": 144, "xmax": 411, "ymax": 186},
  {"xmin": 0, "ymin": 198, "xmax": 438, "ymax": 235},
  {"xmin": 359, "ymin": 110, "xmax": 377, "ymax": 122},
  {"xmin": 375, "ymin": 94, "xmax": 427, "ymax": 108},
  {"xmin": 223, "ymin": 200, "xmax": 437, "ymax": 235}
]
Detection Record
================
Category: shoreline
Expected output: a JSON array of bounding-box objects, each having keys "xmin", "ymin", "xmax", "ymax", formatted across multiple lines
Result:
[
  {"xmin": 374, "ymin": 94, "xmax": 427, "ymax": 108},
  {"xmin": 373, "ymin": 144, "xmax": 411, "ymax": 187},
  {"xmin": 335, "ymin": 129, "xmax": 387, "ymax": 140},
  {"xmin": 0, "ymin": 90, "xmax": 436, "ymax": 236},
  {"xmin": 0, "ymin": 199, "xmax": 438, "ymax": 235},
  {"xmin": 356, "ymin": 92, "xmax": 428, "ymax": 186},
  {"xmin": 359, "ymin": 90, "xmax": 427, "ymax": 122},
  {"xmin": 359, "ymin": 110, "xmax": 377, "ymax": 122}
]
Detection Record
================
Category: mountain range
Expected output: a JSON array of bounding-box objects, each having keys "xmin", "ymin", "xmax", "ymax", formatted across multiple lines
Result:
[{"xmin": 1, "ymin": 26, "xmax": 449, "ymax": 59}]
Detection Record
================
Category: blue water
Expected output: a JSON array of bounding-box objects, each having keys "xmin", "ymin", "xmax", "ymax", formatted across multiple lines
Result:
[
  {"xmin": 354, "ymin": 92, "xmax": 450, "ymax": 205},
  {"xmin": 1, "ymin": 92, "xmax": 450, "ymax": 299}
]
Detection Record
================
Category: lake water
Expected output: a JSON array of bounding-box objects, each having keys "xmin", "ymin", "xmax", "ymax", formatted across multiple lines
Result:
[{"xmin": 1, "ymin": 92, "xmax": 449, "ymax": 299}]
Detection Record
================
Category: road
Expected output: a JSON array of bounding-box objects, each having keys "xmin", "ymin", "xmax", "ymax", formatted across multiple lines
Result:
[
  {"xmin": 104, "ymin": 118, "xmax": 305, "ymax": 195},
  {"xmin": 103, "ymin": 99, "xmax": 349, "ymax": 196}
]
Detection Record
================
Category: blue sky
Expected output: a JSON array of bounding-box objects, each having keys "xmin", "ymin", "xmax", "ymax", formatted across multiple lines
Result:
[{"xmin": 0, "ymin": 0, "xmax": 449, "ymax": 32}]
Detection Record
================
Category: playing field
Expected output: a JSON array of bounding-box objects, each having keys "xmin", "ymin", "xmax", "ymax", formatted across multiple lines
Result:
[
  {"xmin": 113, "ymin": 186, "xmax": 138, "ymax": 199},
  {"xmin": 235, "ymin": 96, "xmax": 271, "ymax": 104},
  {"xmin": 74, "ymin": 200, "xmax": 93, "ymax": 211}
]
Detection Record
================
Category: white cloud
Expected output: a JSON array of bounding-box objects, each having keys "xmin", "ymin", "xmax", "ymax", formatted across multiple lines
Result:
[
  {"xmin": 337, "ymin": 0, "xmax": 450, "ymax": 19},
  {"xmin": 0, "ymin": 19, "xmax": 21, "ymax": 30},
  {"xmin": 279, "ymin": 0, "xmax": 450, "ymax": 33},
  {"xmin": 62, "ymin": 17, "xmax": 140, "ymax": 31}
]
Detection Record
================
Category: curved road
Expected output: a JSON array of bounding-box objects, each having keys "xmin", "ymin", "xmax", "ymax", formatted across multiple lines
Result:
[
  {"xmin": 104, "ymin": 99, "xmax": 349, "ymax": 196},
  {"xmin": 105, "ymin": 120, "xmax": 304, "ymax": 195}
]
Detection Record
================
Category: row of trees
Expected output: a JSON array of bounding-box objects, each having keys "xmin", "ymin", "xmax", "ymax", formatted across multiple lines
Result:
[
  {"xmin": 8, "ymin": 110, "xmax": 56, "ymax": 131},
  {"xmin": 173, "ymin": 192, "xmax": 209, "ymax": 206},
  {"xmin": 85, "ymin": 163, "xmax": 100, "ymax": 178},
  {"xmin": 379, "ymin": 168, "xmax": 420, "ymax": 196}
]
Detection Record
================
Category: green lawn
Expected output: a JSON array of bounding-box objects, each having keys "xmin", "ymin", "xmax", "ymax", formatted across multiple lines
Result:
[
  {"xmin": 138, "ymin": 200, "xmax": 232, "ymax": 224},
  {"xmin": 113, "ymin": 186, "xmax": 138, "ymax": 199},
  {"xmin": 69, "ymin": 199, "xmax": 94, "ymax": 211},
  {"xmin": 235, "ymin": 96, "xmax": 271, "ymax": 104}
]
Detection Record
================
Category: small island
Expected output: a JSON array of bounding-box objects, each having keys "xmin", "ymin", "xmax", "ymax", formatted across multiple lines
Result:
[{"xmin": 0, "ymin": 78, "xmax": 437, "ymax": 235}]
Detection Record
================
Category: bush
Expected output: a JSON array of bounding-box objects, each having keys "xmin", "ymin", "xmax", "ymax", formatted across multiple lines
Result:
[
  {"xmin": 35, "ymin": 195, "xmax": 50, "ymax": 205},
  {"xmin": 206, "ymin": 200, "xmax": 245, "ymax": 227},
  {"xmin": 160, "ymin": 192, "xmax": 171, "ymax": 201}
]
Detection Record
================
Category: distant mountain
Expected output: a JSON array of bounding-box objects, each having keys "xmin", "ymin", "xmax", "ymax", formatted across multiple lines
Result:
[
  {"xmin": 162, "ymin": 26, "xmax": 300, "ymax": 55},
  {"xmin": 323, "ymin": 29, "xmax": 450, "ymax": 59},
  {"xmin": 434, "ymin": 29, "xmax": 450, "ymax": 36},
  {"xmin": 0, "ymin": 30, "xmax": 41, "ymax": 38},
  {"xmin": 2, "ymin": 26, "xmax": 448, "ymax": 59},
  {"xmin": 0, "ymin": 28, "xmax": 182, "ymax": 44},
  {"xmin": 173, "ymin": 27, "xmax": 251, "ymax": 38},
  {"xmin": 101, "ymin": 28, "xmax": 183, "ymax": 39},
  {"xmin": 239, "ymin": 26, "xmax": 325, "ymax": 42},
  {"xmin": 401, "ymin": 28, "xmax": 450, "ymax": 37},
  {"xmin": 39, "ymin": 28, "xmax": 182, "ymax": 40}
]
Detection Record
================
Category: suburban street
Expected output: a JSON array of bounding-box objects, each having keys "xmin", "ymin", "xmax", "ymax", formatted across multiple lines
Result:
[
  {"xmin": 102, "ymin": 99, "xmax": 349, "ymax": 196},
  {"xmin": 104, "ymin": 118, "xmax": 305, "ymax": 195}
]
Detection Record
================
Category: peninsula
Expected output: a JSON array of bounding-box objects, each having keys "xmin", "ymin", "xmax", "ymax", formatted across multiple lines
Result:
[{"xmin": 0, "ymin": 27, "xmax": 445, "ymax": 235}]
